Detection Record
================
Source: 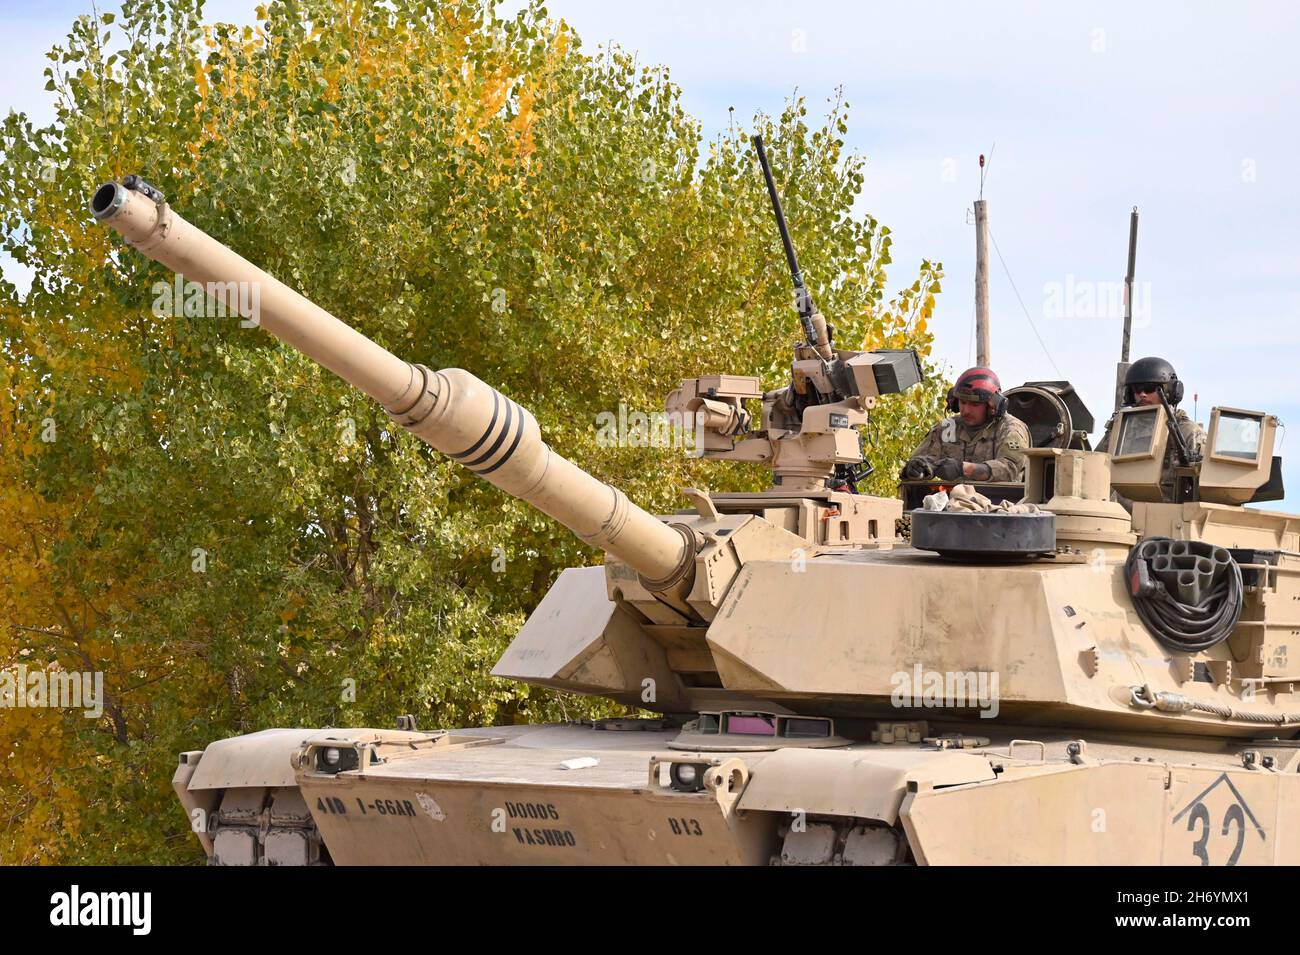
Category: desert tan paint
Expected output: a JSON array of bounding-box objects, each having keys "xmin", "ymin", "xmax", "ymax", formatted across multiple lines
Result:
[{"xmin": 901, "ymin": 757, "xmax": 1299, "ymax": 865}]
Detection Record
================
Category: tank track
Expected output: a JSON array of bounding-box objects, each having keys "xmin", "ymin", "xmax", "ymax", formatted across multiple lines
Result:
[
  {"xmin": 772, "ymin": 816, "xmax": 913, "ymax": 866},
  {"xmin": 207, "ymin": 787, "xmax": 331, "ymax": 866}
]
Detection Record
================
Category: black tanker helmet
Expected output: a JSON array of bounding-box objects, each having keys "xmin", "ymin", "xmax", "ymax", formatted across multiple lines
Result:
[{"xmin": 1124, "ymin": 356, "xmax": 1185, "ymax": 406}]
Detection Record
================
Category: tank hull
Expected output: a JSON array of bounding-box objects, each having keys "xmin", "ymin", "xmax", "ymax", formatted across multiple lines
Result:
[{"xmin": 176, "ymin": 722, "xmax": 1300, "ymax": 865}]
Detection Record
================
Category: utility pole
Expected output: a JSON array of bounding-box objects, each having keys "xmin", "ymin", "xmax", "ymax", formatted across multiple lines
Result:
[{"xmin": 974, "ymin": 154, "xmax": 990, "ymax": 368}]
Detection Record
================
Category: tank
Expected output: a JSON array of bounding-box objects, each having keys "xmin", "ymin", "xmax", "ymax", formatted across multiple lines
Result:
[{"xmin": 92, "ymin": 158, "xmax": 1300, "ymax": 866}]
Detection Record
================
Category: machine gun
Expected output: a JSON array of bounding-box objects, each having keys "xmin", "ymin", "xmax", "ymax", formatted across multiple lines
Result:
[
  {"xmin": 662, "ymin": 137, "xmax": 920, "ymax": 494},
  {"xmin": 751, "ymin": 134, "xmax": 878, "ymax": 492},
  {"xmin": 752, "ymin": 134, "xmax": 830, "ymax": 361}
]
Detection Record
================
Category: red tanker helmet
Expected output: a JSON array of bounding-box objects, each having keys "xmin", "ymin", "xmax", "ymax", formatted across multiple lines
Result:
[{"xmin": 947, "ymin": 367, "xmax": 1007, "ymax": 416}]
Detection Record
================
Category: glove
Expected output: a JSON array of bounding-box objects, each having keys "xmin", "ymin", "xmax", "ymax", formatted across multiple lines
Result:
[
  {"xmin": 902, "ymin": 456, "xmax": 935, "ymax": 481},
  {"xmin": 935, "ymin": 457, "xmax": 964, "ymax": 482}
]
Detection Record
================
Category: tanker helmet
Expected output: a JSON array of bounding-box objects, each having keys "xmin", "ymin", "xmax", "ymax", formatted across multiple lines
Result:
[
  {"xmin": 1124, "ymin": 356, "xmax": 1185, "ymax": 406},
  {"xmin": 947, "ymin": 367, "xmax": 1007, "ymax": 417}
]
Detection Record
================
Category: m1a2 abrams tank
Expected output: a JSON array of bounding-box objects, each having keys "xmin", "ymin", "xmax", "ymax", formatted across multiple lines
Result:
[{"xmin": 93, "ymin": 141, "xmax": 1299, "ymax": 866}]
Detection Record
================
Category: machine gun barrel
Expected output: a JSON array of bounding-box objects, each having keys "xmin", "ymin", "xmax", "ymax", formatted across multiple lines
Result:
[
  {"xmin": 1158, "ymin": 388, "xmax": 1194, "ymax": 468},
  {"xmin": 90, "ymin": 180, "xmax": 695, "ymax": 590},
  {"xmin": 752, "ymin": 134, "xmax": 819, "ymax": 348}
]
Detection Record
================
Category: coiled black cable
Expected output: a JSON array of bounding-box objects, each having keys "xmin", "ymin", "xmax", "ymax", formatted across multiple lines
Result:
[{"xmin": 1124, "ymin": 537, "xmax": 1244, "ymax": 653}]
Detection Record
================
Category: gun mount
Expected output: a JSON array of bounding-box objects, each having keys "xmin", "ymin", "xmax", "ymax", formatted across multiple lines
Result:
[
  {"xmin": 683, "ymin": 135, "xmax": 925, "ymax": 494},
  {"xmin": 665, "ymin": 349, "xmax": 921, "ymax": 491}
]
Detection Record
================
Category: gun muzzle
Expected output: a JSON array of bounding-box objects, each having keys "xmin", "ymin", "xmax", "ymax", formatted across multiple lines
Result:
[{"xmin": 91, "ymin": 180, "xmax": 696, "ymax": 590}]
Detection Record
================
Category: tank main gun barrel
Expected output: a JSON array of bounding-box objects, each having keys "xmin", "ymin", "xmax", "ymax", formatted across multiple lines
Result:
[{"xmin": 90, "ymin": 179, "xmax": 695, "ymax": 590}]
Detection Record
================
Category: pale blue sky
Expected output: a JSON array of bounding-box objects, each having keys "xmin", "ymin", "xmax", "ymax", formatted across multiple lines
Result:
[{"xmin": 4, "ymin": 0, "xmax": 1298, "ymax": 502}]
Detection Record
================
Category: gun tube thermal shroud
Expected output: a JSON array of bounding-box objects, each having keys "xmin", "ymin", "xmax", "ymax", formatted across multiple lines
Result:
[{"xmin": 90, "ymin": 181, "xmax": 696, "ymax": 591}]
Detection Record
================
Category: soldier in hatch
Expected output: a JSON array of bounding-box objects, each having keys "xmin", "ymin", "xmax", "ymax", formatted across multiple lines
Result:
[
  {"xmin": 902, "ymin": 367, "xmax": 1031, "ymax": 484},
  {"xmin": 1096, "ymin": 356, "xmax": 1206, "ymax": 501}
]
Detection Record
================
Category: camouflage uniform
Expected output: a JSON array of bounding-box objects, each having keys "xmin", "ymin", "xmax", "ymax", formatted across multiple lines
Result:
[
  {"xmin": 909, "ymin": 413, "xmax": 1032, "ymax": 483},
  {"xmin": 1097, "ymin": 406, "xmax": 1206, "ymax": 501}
]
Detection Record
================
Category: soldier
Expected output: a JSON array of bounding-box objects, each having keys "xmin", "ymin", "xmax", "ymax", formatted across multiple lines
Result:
[
  {"xmin": 902, "ymin": 367, "xmax": 1031, "ymax": 483},
  {"xmin": 1097, "ymin": 356, "xmax": 1206, "ymax": 499}
]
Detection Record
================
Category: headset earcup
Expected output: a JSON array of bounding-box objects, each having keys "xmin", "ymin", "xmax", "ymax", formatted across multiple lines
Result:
[
  {"xmin": 946, "ymin": 388, "xmax": 958, "ymax": 412},
  {"xmin": 992, "ymin": 393, "xmax": 1008, "ymax": 417},
  {"xmin": 1168, "ymin": 378, "xmax": 1184, "ymax": 405}
]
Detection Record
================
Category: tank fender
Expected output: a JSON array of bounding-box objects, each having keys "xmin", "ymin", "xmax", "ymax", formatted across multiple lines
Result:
[
  {"xmin": 186, "ymin": 728, "xmax": 317, "ymax": 790},
  {"xmin": 737, "ymin": 747, "xmax": 997, "ymax": 824}
]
